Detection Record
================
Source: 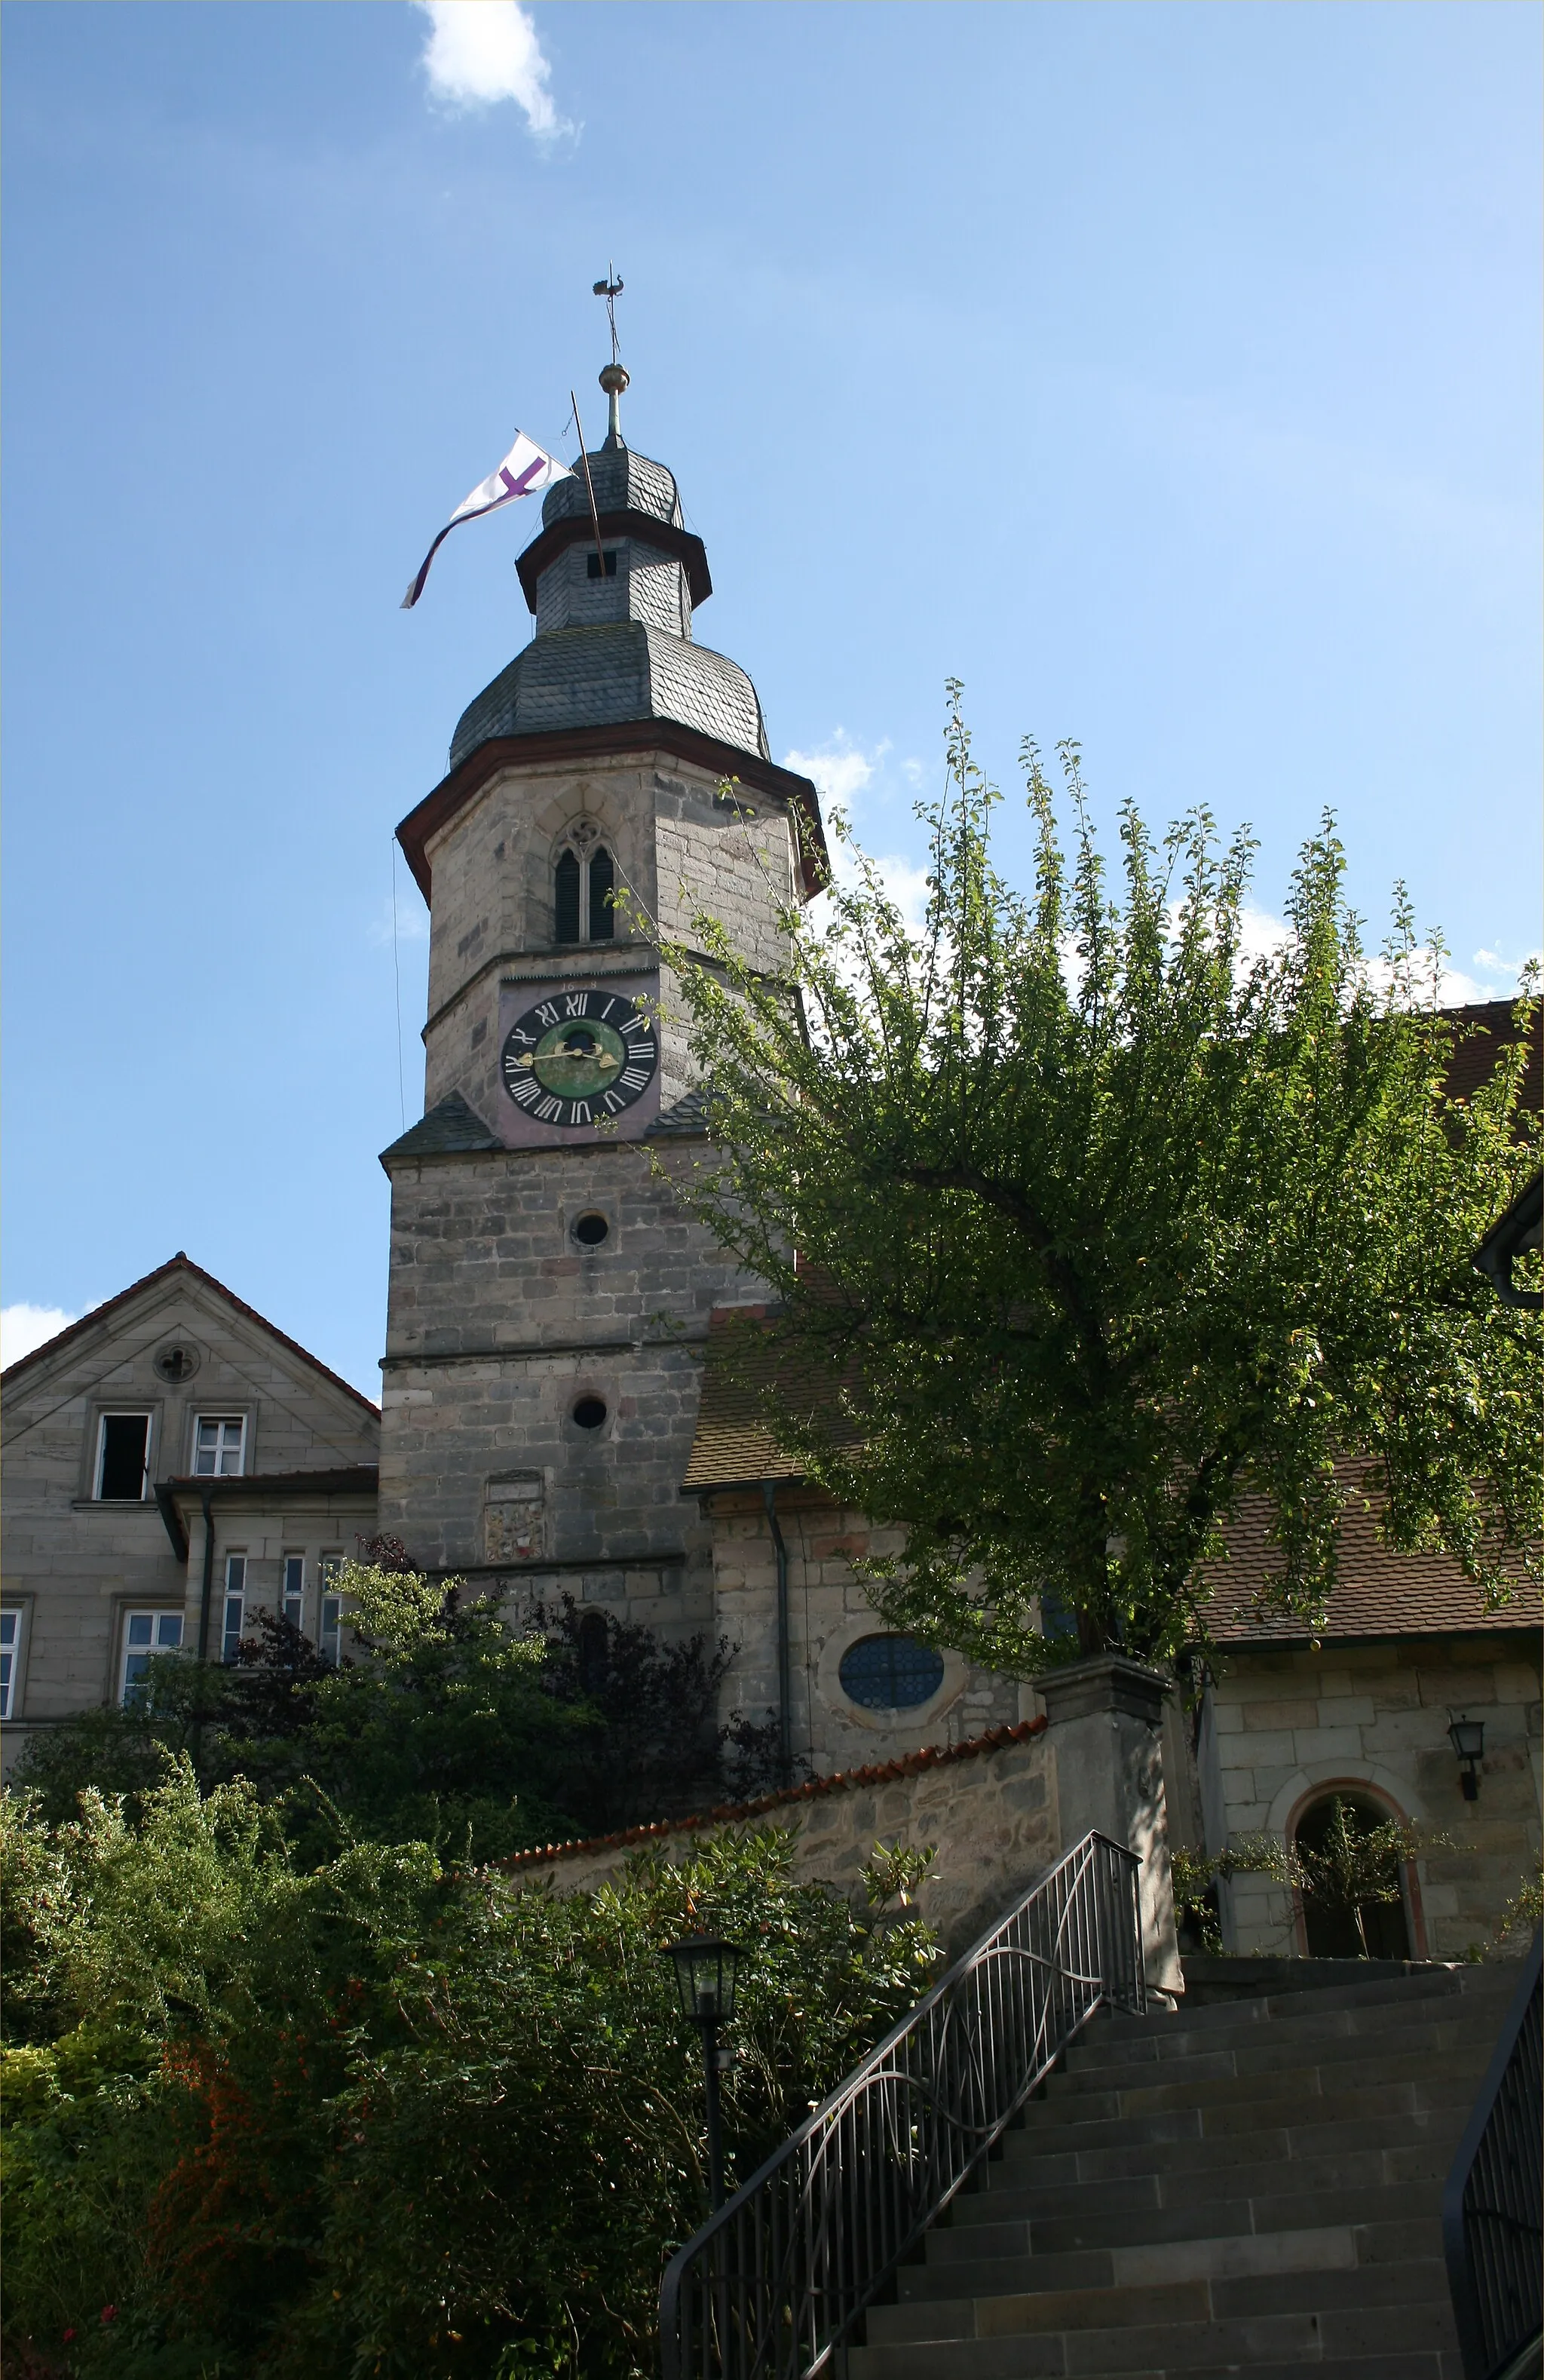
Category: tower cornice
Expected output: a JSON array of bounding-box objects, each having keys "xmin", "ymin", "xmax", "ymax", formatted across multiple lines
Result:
[
  {"xmin": 516, "ymin": 507, "xmax": 712, "ymax": 613},
  {"xmin": 396, "ymin": 724, "xmax": 829, "ymax": 904}
]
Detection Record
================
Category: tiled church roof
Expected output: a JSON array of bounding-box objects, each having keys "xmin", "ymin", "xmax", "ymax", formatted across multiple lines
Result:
[
  {"xmin": 1196, "ymin": 1486, "xmax": 1542, "ymax": 1647},
  {"xmin": 1440, "ymin": 1000, "xmax": 1541, "ymax": 1112},
  {"xmin": 681, "ymin": 1304, "xmax": 862, "ymax": 1493}
]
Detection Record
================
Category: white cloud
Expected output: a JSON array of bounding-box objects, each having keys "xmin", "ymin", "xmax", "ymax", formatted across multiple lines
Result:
[
  {"xmin": 412, "ymin": 2, "xmax": 566, "ymax": 133},
  {"xmin": 782, "ymin": 732, "xmax": 890, "ymax": 814},
  {"xmin": 2, "ymin": 1303, "xmax": 79, "ymax": 1368},
  {"xmin": 1472, "ymin": 947, "xmax": 1542, "ymax": 990},
  {"xmin": 858, "ymin": 853, "xmax": 932, "ymax": 935},
  {"xmin": 371, "ymin": 891, "xmax": 429, "ymax": 948},
  {"xmin": 1229, "ymin": 906, "xmax": 1529, "ymax": 1006},
  {"xmin": 783, "ymin": 733, "xmax": 932, "ymax": 939}
]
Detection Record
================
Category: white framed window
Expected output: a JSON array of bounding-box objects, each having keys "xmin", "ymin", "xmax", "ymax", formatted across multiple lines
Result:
[
  {"xmin": 282, "ymin": 1554, "xmax": 305, "ymax": 1634},
  {"xmin": 222, "ymin": 1555, "xmax": 247, "ymax": 1664},
  {"xmin": 96, "ymin": 1412, "xmax": 152, "ymax": 1501},
  {"xmin": 121, "ymin": 1609, "xmax": 184, "ymax": 1704},
  {"xmin": 0, "ymin": 1609, "xmax": 23, "ymax": 1720},
  {"xmin": 319, "ymin": 1554, "xmax": 344, "ymax": 1664},
  {"xmin": 193, "ymin": 1415, "xmax": 246, "ymax": 1477}
]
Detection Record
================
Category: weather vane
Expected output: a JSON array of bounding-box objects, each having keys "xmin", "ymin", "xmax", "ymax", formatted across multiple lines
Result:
[
  {"xmin": 593, "ymin": 265, "xmax": 624, "ymax": 367},
  {"xmin": 591, "ymin": 263, "xmax": 630, "ymax": 445}
]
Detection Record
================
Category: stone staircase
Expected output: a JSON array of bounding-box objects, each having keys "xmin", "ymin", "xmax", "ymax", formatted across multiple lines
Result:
[{"xmin": 853, "ymin": 1960, "xmax": 1518, "ymax": 2379}]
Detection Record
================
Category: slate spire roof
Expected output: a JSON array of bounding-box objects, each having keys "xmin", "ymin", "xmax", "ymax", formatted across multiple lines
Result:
[{"xmin": 447, "ymin": 418, "xmax": 770, "ymax": 778}]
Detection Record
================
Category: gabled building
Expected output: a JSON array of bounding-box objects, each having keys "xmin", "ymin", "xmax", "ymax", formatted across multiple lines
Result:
[
  {"xmin": 1194, "ymin": 1489, "xmax": 1542, "ymax": 1960},
  {"xmin": 0, "ymin": 1253, "xmax": 378, "ymax": 1768}
]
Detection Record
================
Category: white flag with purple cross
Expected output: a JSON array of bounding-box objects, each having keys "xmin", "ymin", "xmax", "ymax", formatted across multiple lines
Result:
[{"xmin": 402, "ymin": 431, "xmax": 573, "ymax": 609}]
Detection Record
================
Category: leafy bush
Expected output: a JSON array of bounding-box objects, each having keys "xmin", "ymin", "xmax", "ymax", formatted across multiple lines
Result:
[
  {"xmin": 1489, "ymin": 1860, "xmax": 1544, "ymax": 1954},
  {"xmin": 534, "ymin": 1592, "xmax": 789, "ymax": 1832},
  {"xmin": 14, "ymin": 1568, "xmax": 789, "ymax": 1863},
  {"xmin": 2, "ymin": 1767, "xmax": 940, "ymax": 2378},
  {"xmin": 1172, "ymin": 1804, "xmax": 1465, "ymax": 1959}
]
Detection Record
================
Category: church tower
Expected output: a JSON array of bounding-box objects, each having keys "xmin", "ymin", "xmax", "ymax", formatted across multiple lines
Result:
[{"xmin": 378, "ymin": 361, "xmax": 824, "ymax": 1652}]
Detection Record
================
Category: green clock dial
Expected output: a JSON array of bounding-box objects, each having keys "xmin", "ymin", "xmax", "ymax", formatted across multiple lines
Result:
[{"xmin": 501, "ymin": 989, "xmax": 657, "ymax": 1128}]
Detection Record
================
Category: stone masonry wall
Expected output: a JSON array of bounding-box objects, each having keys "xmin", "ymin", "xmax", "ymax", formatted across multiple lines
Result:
[
  {"xmin": 706, "ymin": 1489, "xmax": 1022, "ymax": 1777},
  {"xmin": 418, "ymin": 753, "xmax": 797, "ymax": 1125},
  {"xmin": 420, "ymin": 757, "xmax": 659, "ymax": 1119},
  {"xmin": 378, "ymin": 1137, "xmax": 761, "ymax": 1622},
  {"xmin": 1200, "ymin": 1635, "xmax": 1543, "ymax": 1959},
  {"xmin": 502, "ymin": 1723, "xmax": 1058, "ymax": 1958}
]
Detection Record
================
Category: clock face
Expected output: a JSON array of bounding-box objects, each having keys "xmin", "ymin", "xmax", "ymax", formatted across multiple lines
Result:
[{"xmin": 500, "ymin": 989, "xmax": 658, "ymax": 1128}]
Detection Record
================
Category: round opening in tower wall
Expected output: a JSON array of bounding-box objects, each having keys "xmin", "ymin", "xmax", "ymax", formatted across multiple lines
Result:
[
  {"xmin": 572, "ymin": 1213, "xmax": 610, "ymax": 1247},
  {"xmin": 571, "ymin": 1397, "xmax": 608, "ymax": 1431}
]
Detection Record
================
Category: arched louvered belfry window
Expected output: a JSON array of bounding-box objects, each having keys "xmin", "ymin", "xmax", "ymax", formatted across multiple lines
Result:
[
  {"xmin": 554, "ymin": 847, "xmax": 581, "ymax": 943},
  {"xmin": 588, "ymin": 846, "xmax": 615, "ymax": 941}
]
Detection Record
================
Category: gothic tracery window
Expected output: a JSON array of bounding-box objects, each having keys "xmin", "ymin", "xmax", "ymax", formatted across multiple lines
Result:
[
  {"xmin": 587, "ymin": 845, "xmax": 615, "ymax": 940},
  {"xmin": 554, "ymin": 826, "xmax": 615, "ymax": 944}
]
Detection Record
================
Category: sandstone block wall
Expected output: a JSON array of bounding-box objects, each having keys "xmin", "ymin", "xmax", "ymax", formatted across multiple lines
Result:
[
  {"xmin": 418, "ymin": 753, "xmax": 797, "ymax": 1125},
  {"xmin": 378, "ymin": 1138, "xmax": 766, "ymax": 1636},
  {"xmin": 504, "ymin": 1723, "xmax": 1059, "ymax": 1958},
  {"xmin": 1199, "ymin": 1634, "xmax": 1542, "ymax": 1959},
  {"xmin": 706, "ymin": 1488, "xmax": 1021, "ymax": 1777}
]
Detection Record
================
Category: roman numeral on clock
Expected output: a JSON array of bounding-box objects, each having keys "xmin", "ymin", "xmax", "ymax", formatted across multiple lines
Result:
[{"xmin": 500, "ymin": 989, "xmax": 659, "ymax": 1131}]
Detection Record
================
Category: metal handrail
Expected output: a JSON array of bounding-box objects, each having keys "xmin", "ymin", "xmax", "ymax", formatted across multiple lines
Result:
[
  {"xmin": 1443, "ymin": 1929, "xmax": 1542, "ymax": 2380},
  {"xmin": 660, "ymin": 1829, "xmax": 1144, "ymax": 2380}
]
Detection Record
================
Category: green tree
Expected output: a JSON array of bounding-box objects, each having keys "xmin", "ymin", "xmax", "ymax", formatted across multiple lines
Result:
[
  {"xmin": 2, "ymin": 1769, "xmax": 939, "ymax": 2379},
  {"xmin": 660, "ymin": 690, "xmax": 1540, "ymax": 1670}
]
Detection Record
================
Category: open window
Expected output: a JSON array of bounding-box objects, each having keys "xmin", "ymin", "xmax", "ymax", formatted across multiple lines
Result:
[
  {"xmin": 222, "ymin": 1555, "xmax": 247, "ymax": 1664},
  {"xmin": 319, "ymin": 1555, "xmax": 344, "ymax": 1665},
  {"xmin": 0, "ymin": 1609, "xmax": 23, "ymax": 1720},
  {"xmin": 96, "ymin": 1413, "xmax": 152, "ymax": 1501}
]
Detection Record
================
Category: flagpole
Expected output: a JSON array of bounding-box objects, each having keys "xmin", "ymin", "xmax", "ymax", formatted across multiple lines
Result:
[{"xmin": 570, "ymin": 390, "xmax": 610, "ymax": 581}]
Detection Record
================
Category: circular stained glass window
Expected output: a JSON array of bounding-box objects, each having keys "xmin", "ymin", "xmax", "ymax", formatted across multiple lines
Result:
[{"xmin": 838, "ymin": 1633, "xmax": 945, "ymax": 1712}]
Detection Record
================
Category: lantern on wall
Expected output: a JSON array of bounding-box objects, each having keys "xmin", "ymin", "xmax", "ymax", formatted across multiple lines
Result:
[{"xmin": 1448, "ymin": 1714, "xmax": 1486, "ymax": 1802}]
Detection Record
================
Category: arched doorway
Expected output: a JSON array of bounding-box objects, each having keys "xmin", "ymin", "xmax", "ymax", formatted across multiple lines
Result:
[{"xmin": 1291, "ymin": 1790, "xmax": 1413, "ymax": 1958}]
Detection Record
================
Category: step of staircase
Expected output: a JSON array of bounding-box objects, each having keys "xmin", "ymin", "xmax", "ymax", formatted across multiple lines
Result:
[{"xmin": 850, "ymin": 1962, "xmax": 1514, "ymax": 2380}]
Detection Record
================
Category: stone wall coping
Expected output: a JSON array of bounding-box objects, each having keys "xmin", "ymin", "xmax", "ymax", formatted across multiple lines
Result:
[
  {"xmin": 1037, "ymin": 1652, "xmax": 1173, "ymax": 1725},
  {"xmin": 495, "ymin": 1716, "xmax": 1048, "ymax": 1873}
]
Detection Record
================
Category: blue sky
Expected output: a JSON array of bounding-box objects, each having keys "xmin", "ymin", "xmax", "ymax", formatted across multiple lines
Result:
[{"xmin": 4, "ymin": 0, "xmax": 1539, "ymax": 1397}]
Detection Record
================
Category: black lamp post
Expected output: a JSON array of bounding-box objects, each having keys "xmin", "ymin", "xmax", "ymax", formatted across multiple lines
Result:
[
  {"xmin": 662, "ymin": 1934, "xmax": 744, "ymax": 2211},
  {"xmin": 1448, "ymin": 1715, "xmax": 1486, "ymax": 1802}
]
